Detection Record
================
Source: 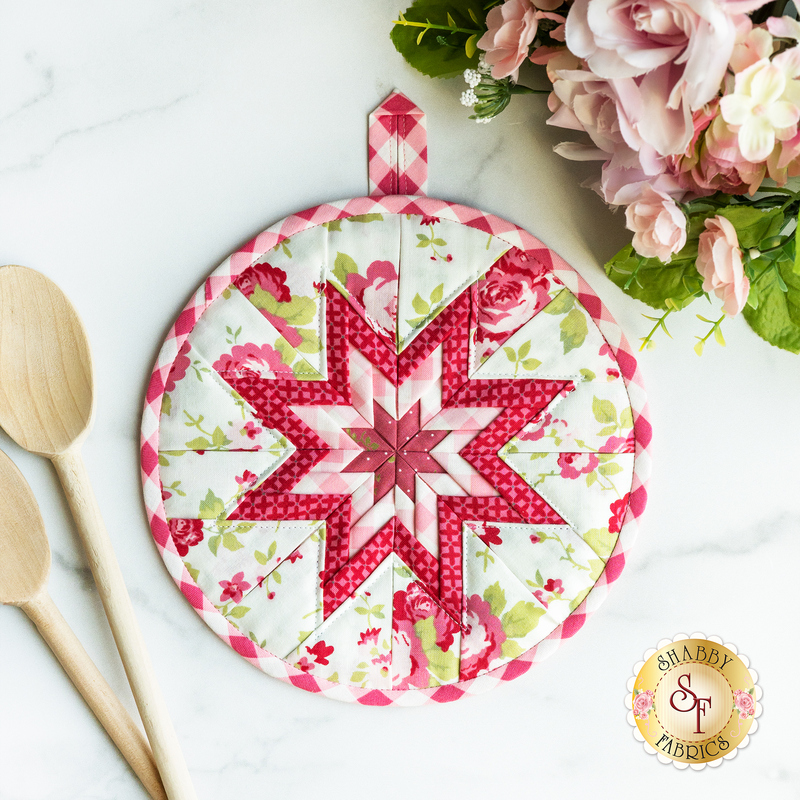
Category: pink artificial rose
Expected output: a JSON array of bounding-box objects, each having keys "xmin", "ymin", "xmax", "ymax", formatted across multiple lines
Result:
[
  {"xmin": 671, "ymin": 112, "xmax": 765, "ymax": 197},
  {"xmin": 169, "ymin": 518, "xmax": 204, "ymax": 557},
  {"xmin": 557, "ymin": 452, "xmax": 599, "ymax": 479},
  {"xmin": 548, "ymin": 66, "xmax": 690, "ymax": 202},
  {"xmin": 625, "ymin": 184, "xmax": 687, "ymax": 261},
  {"xmin": 565, "ymin": 0, "xmax": 767, "ymax": 154},
  {"xmin": 633, "ymin": 689, "xmax": 655, "ymax": 719},
  {"xmin": 733, "ymin": 689, "xmax": 756, "ymax": 717},
  {"xmin": 358, "ymin": 628, "xmax": 380, "ymax": 646},
  {"xmin": 478, "ymin": 0, "xmax": 539, "ymax": 81},
  {"xmin": 477, "ymin": 248, "xmax": 551, "ymax": 342},
  {"xmin": 696, "ymin": 215, "xmax": 750, "ymax": 315}
]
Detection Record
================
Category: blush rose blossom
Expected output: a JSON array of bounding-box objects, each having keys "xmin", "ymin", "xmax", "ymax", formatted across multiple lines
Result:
[
  {"xmin": 170, "ymin": 519, "xmax": 204, "ymax": 557},
  {"xmin": 557, "ymin": 452, "xmax": 599, "ymax": 479},
  {"xmin": 696, "ymin": 215, "xmax": 750, "ymax": 315},
  {"xmin": 625, "ymin": 185, "xmax": 687, "ymax": 261},
  {"xmin": 478, "ymin": 0, "xmax": 539, "ymax": 81},
  {"xmin": 633, "ymin": 689, "xmax": 655, "ymax": 719},
  {"xmin": 565, "ymin": 0, "xmax": 768, "ymax": 155}
]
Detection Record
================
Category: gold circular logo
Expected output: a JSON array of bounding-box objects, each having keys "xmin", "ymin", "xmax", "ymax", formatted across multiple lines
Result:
[{"xmin": 630, "ymin": 637, "xmax": 759, "ymax": 765}]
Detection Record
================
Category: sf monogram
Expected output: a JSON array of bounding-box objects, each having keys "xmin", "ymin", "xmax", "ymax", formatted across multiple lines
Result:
[{"xmin": 669, "ymin": 673, "xmax": 712, "ymax": 734}]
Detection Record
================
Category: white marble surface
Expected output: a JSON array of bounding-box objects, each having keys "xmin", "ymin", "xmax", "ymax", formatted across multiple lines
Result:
[{"xmin": 1, "ymin": 3, "xmax": 798, "ymax": 799}]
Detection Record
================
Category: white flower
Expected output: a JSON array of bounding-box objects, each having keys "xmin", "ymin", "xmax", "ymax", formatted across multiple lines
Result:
[
  {"xmin": 720, "ymin": 47, "xmax": 800, "ymax": 162},
  {"xmin": 463, "ymin": 68, "xmax": 481, "ymax": 88},
  {"xmin": 476, "ymin": 116, "xmax": 493, "ymax": 124},
  {"xmin": 461, "ymin": 89, "xmax": 477, "ymax": 107}
]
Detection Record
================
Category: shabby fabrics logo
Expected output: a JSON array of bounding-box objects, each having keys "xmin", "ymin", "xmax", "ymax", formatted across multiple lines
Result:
[{"xmin": 626, "ymin": 634, "xmax": 762, "ymax": 769}]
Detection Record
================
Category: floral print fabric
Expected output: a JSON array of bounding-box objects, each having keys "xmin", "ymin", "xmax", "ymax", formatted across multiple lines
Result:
[{"xmin": 155, "ymin": 212, "xmax": 638, "ymax": 693}]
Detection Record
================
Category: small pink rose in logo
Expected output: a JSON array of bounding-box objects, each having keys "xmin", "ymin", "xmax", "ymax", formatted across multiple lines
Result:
[
  {"xmin": 733, "ymin": 689, "xmax": 756, "ymax": 719},
  {"xmin": 169, "ymin": 518, "xmax": 204, "ymax": 557},
  {"xmin": 633, "ymin": 689, "xmax": 654, "ymax": 720},
  {"xmin": 557, "ymin": 452, "xmax": 599, "ymax": 479}
]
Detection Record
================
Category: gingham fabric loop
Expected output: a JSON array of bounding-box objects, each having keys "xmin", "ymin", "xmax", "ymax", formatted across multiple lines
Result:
[{"xmin": 368, "ymin": 90, "xmax": 428, "ymax": 197}]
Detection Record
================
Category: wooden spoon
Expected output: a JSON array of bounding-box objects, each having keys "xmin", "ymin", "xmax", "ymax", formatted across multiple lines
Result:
[
  {"xmin": 0, "ymin": 449, "xmax": 167, "ymax": 800},
  {"xmin": 0, "ymin": 265, "xmax": 196, "ymax": 800}
]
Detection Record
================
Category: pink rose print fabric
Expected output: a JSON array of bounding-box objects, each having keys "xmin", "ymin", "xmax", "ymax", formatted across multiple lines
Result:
[{"xmin": 142, "ymin": 197, "xmax": 651, "ymax": 706}]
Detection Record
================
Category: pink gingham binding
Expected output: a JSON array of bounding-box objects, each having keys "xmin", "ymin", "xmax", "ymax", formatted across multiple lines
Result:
[
  {"xmin": 140, "ymin": 196, "xmax": 652, "ymax": 706},
  {"xmin": 368, "ymin": 91, "xmax": 428, "ymax": 197}
]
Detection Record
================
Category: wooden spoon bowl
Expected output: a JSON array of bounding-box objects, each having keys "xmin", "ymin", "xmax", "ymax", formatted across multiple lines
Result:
[{"xmin": 0, "ymin": 449, "xmax": 166, "ymax": 798}]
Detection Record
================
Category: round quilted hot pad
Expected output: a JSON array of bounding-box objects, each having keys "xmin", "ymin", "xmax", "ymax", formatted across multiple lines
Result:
[{"xmin": 141, "ymin": 95, "xmax": 651, "ymax": 705}]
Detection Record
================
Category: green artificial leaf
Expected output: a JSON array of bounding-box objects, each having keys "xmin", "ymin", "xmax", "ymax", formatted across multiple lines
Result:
[
  {"xmin": 586, "ymin": 471, "xmax": 598, "ymax": 487},
  {"xmin": 254, "ymin": 550, "xmax": 268, "ymax": 566},
  {"xmin": 716, "ymin": 205, "xmax": 784, "ymax": 249},
  {"xmin": 412, "ymin": 293, "xmax": 430, "ymax": 315},
  {"xmin": 161, "ymin": 394, "xmax": 172, "ymax": 417},
  {"xmin": 350, "ymin": 670, "xmax": 368, "ymax": 683},
  {"xmin": 228, "ymin": 605, "xmax": 250, "ymax": 619},
  {"xmin": 235, "ymin": 522, "xmax": 255, "ymax": 534},
  {"xmin": 208, "ymin": 534, "xmax": 221, "ymax": 556},
  {"xmin": 199, "ymin": 489, "xmax": 225, "ymax": 519},
  {"xmin": 592, "ymin": 396, "xmax": 617, "ymax": 424},
  {"xmin": 605, "ymin": 243, "xmax": 704, "ymax": 310},
  {"xmin": 517, "ymin": 340, "xmax": 531, "ymax": 359},
  {"xmin": 543, "ymin": 288, "xmax": 575, "ymax": 315},
  {"xmin": 158, "ymin": 454, "xmax": 170, "ymax": 467},
  {"xmin": 483, "ymin": 581, "xmax": 507, "ymax": 617},
  {"xmin": 323, "ymin": 219, "xmax": 342, "ymax": 233},
  {"xmin": 267, "ymin": 541, "xmax": 277, "ymax": 560},
  {"xmin": 332, "ymin": 252, "xmax": 358, "ymax": 287},
  {"xmin": 619, "ymin": 407, "xmax": 633, "ymax": 430},
  {"xmin": 354, "ymin": 606, "xmax": 370, "ymax": 615},
  {"xmin": 521, "ymin": 358, "xmax": 541, "ymax": 370},
  {"xmin": 560, "ymin": 308, "xmax": 588, "ymax": 353},
  {"xmin": 390, "ymin": 0, "xmax": 484, "ymax": 79},
  {"xmin": 795, "ymin": 215, "xmax": 800, "ymax": 275},
  {"xmin": 185, "ymin": 436, "xmax": 211, "ymax": 450},
  {"xmin": 184, "ymin": 562, "xmax": 200, "ymax": 583},
  {"xmin": 430, "ymin": 283, "xmax": 444, "ymax": 305},
  {"xmin": 502, "ymin": 346, "xmax": 517, "ymax": 362},
  {"xmin": 501, "ymin": 601, "xmax": 545, "ymax": 639},
  {"xmin": 597, "ymin": 424, "xmax": 618, "ymax": 437},
  {"xmin": 222, "ymin": 532, "xmax": 243, "ymax": 552},
  {"xmin": 742, "ymin": 259, "xmax": 800, "ymax": 353},
  {"xmin": 272, "ymin": 571, "xmax": 281, "ymax": 584}
]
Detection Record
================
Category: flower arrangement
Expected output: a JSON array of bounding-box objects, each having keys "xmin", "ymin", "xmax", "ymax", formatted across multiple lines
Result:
[{"xmin": 391, "ymin": 0, "xmax": 800, "ymax": 354}]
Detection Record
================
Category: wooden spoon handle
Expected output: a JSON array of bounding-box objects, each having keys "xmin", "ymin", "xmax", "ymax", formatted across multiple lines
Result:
[
  {"xmin": 22, "ymin": 589, "xmax": 167, "ymax": 800},
  {"xmin": 52, "ymin": 449, "xmax": 196, "ymax": 800}
]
